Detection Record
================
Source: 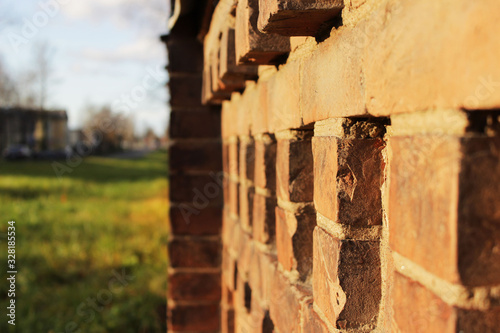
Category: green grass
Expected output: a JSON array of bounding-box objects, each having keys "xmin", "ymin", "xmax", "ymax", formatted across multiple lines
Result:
[{"xmin": 0, "ymin": 151, "xmax": 169, "ymax": 333}]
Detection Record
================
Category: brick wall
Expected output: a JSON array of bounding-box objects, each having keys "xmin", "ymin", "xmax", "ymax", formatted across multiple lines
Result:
[{"xmin": 164, "ymin": 0, "xmax": 500, "ymax": 332}]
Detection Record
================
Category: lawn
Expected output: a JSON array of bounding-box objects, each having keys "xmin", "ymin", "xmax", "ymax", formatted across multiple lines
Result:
[{"xmin": 0, "ymin": 151, "xmax": 169, "ymax": 333}]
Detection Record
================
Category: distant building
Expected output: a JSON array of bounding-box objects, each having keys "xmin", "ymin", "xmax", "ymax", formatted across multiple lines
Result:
[{"xmin": 0, "ymin": 107, "xmax": 68, "ymax": 153}]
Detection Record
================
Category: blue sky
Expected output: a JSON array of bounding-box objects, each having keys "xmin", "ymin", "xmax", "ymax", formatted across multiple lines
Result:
[{"xmin": 0, "ymin": 0, "xmax": 170, "ymax": 136}]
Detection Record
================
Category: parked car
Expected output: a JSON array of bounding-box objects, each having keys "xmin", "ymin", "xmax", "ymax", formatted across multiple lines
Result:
[
  {"xmin": 2, "ymin": 145, "xmax": 32, "ymax": 160},
  {"xmin": 33, "ymin": 146, "xmax": 73, "ymax": 160}
]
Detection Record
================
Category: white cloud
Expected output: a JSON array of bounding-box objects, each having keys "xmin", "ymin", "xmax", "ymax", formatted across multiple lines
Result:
[{"xmin": 81, "ymin": 38, "xmax": 164, "ymax": 63}]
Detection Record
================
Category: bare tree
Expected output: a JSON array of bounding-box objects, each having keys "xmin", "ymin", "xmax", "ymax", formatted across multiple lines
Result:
[
  {"xmin": 34, "ymin": 41, "xmax": 55, "ymax": 110},
  {"xmin": 83, "ymin": 105, "xmax": 135, "ymax": 154},
  {"xmin": 0, "ymin": 58, "xmax": 18, "ymax": 106}
]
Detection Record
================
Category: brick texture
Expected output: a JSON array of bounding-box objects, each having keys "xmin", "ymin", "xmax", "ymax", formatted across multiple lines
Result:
[
  {"xmin": 313, "ymin": 136, "xmax": 385, "ymax": 226},
  {"xmin": 276, "ymin": 132, "xmax": 314, "ymax": 202},
  {"xmin": 389, "ymin": 132, "xmax": 500, "ymax": 286},
  {"xmin": 165, "ymin": 1, "xmax": 500, "ymax": 332}
]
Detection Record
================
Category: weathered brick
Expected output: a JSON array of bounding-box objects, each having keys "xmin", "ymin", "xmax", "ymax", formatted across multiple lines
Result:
[
  {"xmin": 275, "ymin": 206, "xmax": 316, "ymax": 280},
  {"xmin": 169, "ymin": 173, "xmax": 223, "ymax": 205},
  {"xmin": 239, "ymin": 138, "xmax": 255, "ymax": 181},
  {"xmin": 276, "ymin": 133, "xmax": 314, "ymax": 202},
  {"xmin": 168, "ymin": 238, "xmax": 221, "ymax": 268},
  {"xmin": 267, "ymin": 60, "xmax": 302, "ymax": 133},
  {"xmin": 312, "ymin": 136, "xmax": 385, "ymax": 226},
  {"xmin": 313, "ymin": 227, "xmax": 381, "ymax": 329},
  {"xmin": 300, "ymin": 28, "xmax": 365, "ymax": 125},
  {"xmin": 168, "ymin": 272, "xmax": 221, "ymax": 302},
  {"xmin": 239, "ymin": 182, "xmax": 254, "ymax": 231},
  {"xmin": 219, "ymin": 27, "xmax": 258, "ymax": 82},
  {"xmin": 457, "ymin": 307, "xmax": 500, "ymax": 333},
  {"xmin": 364, "ymin": 0, "xmax": 500, "ymax": 116},
  {"xmin": 258, "ymin": 0, "xmax": 343, "ymax": 36},
  {"xmin": 222, "ymin": 283, "xmax": 234, "ymax": 306},
  {"xmin": 251, "ymin": 80, "xmax": 271, "ymax": 135},
  {"xmin": 457, "ymin": 135, "xmax": 500, "ymax": 286},
  {"xmin": 169, "ymin": 140, "xmax": 222, "ymax": 172},
  {"xmin": 259, "ymin": 253, "xmax": 278, "ymax": 305},
  {"xmin": 237, "ymin": 85, "xmax": 256, "ymax": 136},
  {"xmin": 394, "ymin": 272, "xmax": 500, "ymax": 333},
  {"xmin": 202, "ymin": 64, "xmax": 232, "ymax": 105},
  {"xmin": 252, "ymin": 193, "xmax": 276, "ymax": 244},
  {"xmin": 169, "ymin": 109, "xmax": 221, "ymax": 138},
  {"xmin": 223, "ymin": 142, "xmax": 230, "ymax": 174},
  {"xmin": 169, "ymin": 74, "xmax": 203, "ymax": 107},
  {"xmin": 301, "ymin": 300, "xmax": 330, "ymax": 333},
  {"xmin": 229, "ymin": 179, "xmax": 239, "ymax": 217},
  {"xmin": 221, "ymin": 306, "xmax": 235, "ymax": 333},
  {"xmin": 235, "ymin": 0, "xmax": 290, "ymax": 65},
  {"xmin": 168, "ymin": 304, "xmax": 220, "ymax": 331},
  {"xmin": 166, "ymin": 38, "xmax": 203, "ymax": 73},
  {"xmin": 389, "ymin": 133, "xmax": 500, "ymax": 286},
  {"xmin": 393, "ymin": 272, "xmax": 455, "ymax": 333},
  {"xmin": 222, "ymin": 248, "xmax": 237, "ymax": 291},
  {"xmin": 169, "ymin": 205, "xmax": 222, "ymax": 236},
  {"xmin": 269, "ymin": 269, "xmax": 306, "ymax": 333},
  {"xmin": 254, "ymin": 134, "xmax": 276, "ymax": 191},
  {"xmin": 229, "ymin": 139, "xmax": 239, "ymax": 176}
]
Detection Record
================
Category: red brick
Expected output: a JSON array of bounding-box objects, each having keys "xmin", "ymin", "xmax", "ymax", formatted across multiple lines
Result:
[
  {"xmin": 222, "ymin": 248, "xmax": 237, "ymax": 291},
  {"xmin": 239, "ymin": 183, "xmax": 254, "ymax": 231},
  {"xmin": 393, "ymin": 272, "xmax": 456, "ymax": 333},
  {"xmin": 229, "ymin": 139, "xmax": 239, "ymax": 176},
  {"xmin": 254, "ymin": 134, "xmax": 276, "ymax": 191},
  {"xmin": 389, "ymin": 133, "xmax": 500, "ymax": 286},
  {"xmin": 169, "ymin": 204, "xmax": 222, "ymax": 235},
  {"xmin": 168, "ymin": 304, "xmax": 220, "ymax": 331},
  {"xmin": 312, "ymin": 136, "xmax": 385, "ymax": 226},
  {"xmin": 169, "ymin": 108, "xmax": 221, "ymax": 139},
  {"xmin": 313, "ymin": 227, "xmax": 381, "ymax": 329},
  {"xmin": 169, "ymin": 74, "xmax": 203, "ymax": 107},
  {"xmin": 223, "ymin": 142, "xmax": 230, "ymax": 174},
  {"xmin": 229, "ymin": 179, "xmax": 239, "ymax": 217},
  {"xmin": 226, "ymin": 217, "xmax": 245, "ymax": 256},
  {"xmin": 237, "ymin": 88, "xmax": 255, "ymax": 136},
  {"xmin": 237, "ymin": 230, "xmax": 255, "ymax": 277},
  {"xmin": 169, "ymin": 173, "xmax": 223, "ymax": 204},
  {"xmin": 457, "ymin": 135, "xmax": 500, "ymax": 286},
  {"xmin": 221, "ymin": 306, "xmax": 235, "ymax": 333},
  {"xmin": 269, "ymin": 269, "xmax": 306, "ymax": 333},
  {"xmin": 363, "ymin": 0, "xmax": 500, "ymax": 116},
  {"xmin": 168, "ymin": 272, "xmax": 221, "ymax": 302},
  {"xmin": 267, "ymin": 60, "xmax": 302, "ymax": 133},
  {"xmin": 202, "ymin": 63, "xmax": 232, "ymax": 105},
  {"xmin": 275, "ymin": 206, "xmax": 316, "ymax": 280},
  {"xmin": 235, "ymin": 0, "xmax": 290, "ymax": 65},
  {"xmin": 239, "ymin": 138, "xmax": 255, "ymax": 181},
  {"xmin": 258, "ymin": 0, "xmax": 343, "ymax": 36},
  {"xmin": 457, "ymin": 307, "xmax": 500, "ymax": 333},
  {"xmin": 222, "ymin": 283, "xmax": 234, "ymax": 306},
  {"xmin": 300, "ymin": 28, "xmax": 366, "ymax": 125},
  {"xmin": 276, "ymin": 134, "xmax": 314, "ymax": 202},
  {"xmin": 252, "ymin": 193, "xmax": 276, "ymax": 244},
  {"xmin": 393, "ymin": 272, "xmax": 500, "ymax": 333},
  {"xmin": 219, "ymin": 27, "xmax": 258, "ymax": 82},
  {"xmin": 251, "ymin": 81, "xmax": 271, "ymax": 134},
  {"xmin": 259, "ymin": 253, "xmax": 278, "ymax": 305},
  {"xmin": 301, "ymin": 300, "xmax": 330, "ymax": 333},
  {"xmin": 166, "ymin": 38, "xmax": 203, "ymax": 73},
  {"xmin": 169, "ymin": 140, "xmax": 222, "ymax": 172},
  {"xmin": 168, "ymin": 238, "xmax": 221, "ymax": 268}
]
